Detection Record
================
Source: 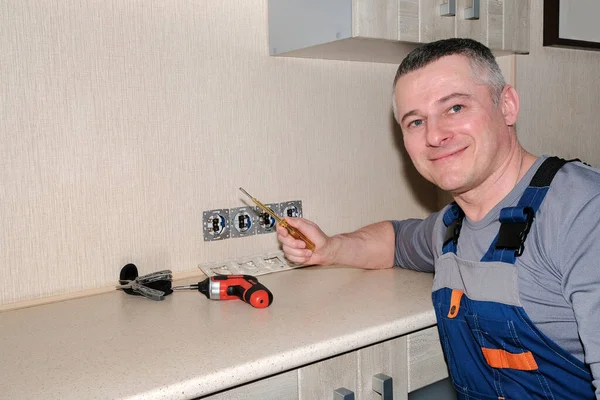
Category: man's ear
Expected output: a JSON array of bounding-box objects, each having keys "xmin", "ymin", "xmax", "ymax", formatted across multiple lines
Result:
[{"xmin": 500, "ymin": 85, "xmax": 519, "ymax": 126}]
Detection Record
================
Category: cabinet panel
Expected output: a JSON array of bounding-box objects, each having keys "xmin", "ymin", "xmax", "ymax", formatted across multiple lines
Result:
[
  {"xmin": 358, "ymin": 336, "xmax": 408, "ymax": 400},
  {"xmin": 503, "ymin": 0, "xmax": 530, "ymax": 53},
  {"xmin": 399, "ymin": 0, "xmax": 420, "ymax": 42},
  {"xmin": 420, "ymin": 0, "xmax": 456, "ymax": 43},
  {"xmin": 299, "ymin": 352, "xmax": 358, "ymax": 400},
  {"xmin": 199, "ymin": 370, "xmax": 298, "ymax": 400},
  {"xmin": 407, "ymin": 326, "xmax": 449, "ymax": 392},
  {"xmin": 487, "ymin": 0, "xmax": 504, "ymax": 52},
  {"xmin": 354, "ymin": 0, "xmax": 399, "ymax": 40},
  {"xmin": 268, "ymin": 0, "xmax": 352, "ymax": 56},
  {"xmin": 456, "ymin": 0, "xmax": 487, "ymax": 45}
]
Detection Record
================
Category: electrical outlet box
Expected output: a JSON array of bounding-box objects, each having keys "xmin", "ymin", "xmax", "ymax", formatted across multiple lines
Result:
[
  {"xmin": 203, "ymin": 208, "xmax": 230, "ymax": 241},
  {"xmin": 254, "ymin": 203, "xmax": 281, "ymax": 235},
  {"xmin": 280, "ymin": 200, "xmax": 303, "ymax": 218},
  {"xmin": 229, "ymin": 206, "xmax": 257, "ymax": 238}
]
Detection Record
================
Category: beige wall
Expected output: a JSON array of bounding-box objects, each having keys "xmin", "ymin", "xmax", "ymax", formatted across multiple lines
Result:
[
  {"xmin": 0, "ymin": 1, "xmax": 437, "ymax": 306},
  {"xmin": 516, "ymin": 0, "xmax": 600, "ymax": 165},
  {"xmin": 4, "ymin": 0, "xmax": 598, "ymax": 308}
]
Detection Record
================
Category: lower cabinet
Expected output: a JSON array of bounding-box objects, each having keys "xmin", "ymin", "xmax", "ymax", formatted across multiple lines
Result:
[
  {"xmin": 299, "ymin": 336, "xmax": 407, "ymax": 400},
  {"xmin": 200, "ymin": 326, "xmax": 447, "ymax": 400}
]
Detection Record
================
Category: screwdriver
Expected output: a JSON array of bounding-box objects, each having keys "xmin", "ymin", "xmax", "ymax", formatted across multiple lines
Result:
[{"xmin": 239, "ymin": 187, "xmax": 316, "ymax": 251}]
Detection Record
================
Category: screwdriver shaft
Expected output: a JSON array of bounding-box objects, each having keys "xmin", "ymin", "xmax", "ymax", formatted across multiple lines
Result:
[
  {"xmin": 172, "ymin": 284, "xmax": 198, "ymax": 290},
  {"xmin": 239, "ymin": 187, "xmax": 315, "ymax": 251}
]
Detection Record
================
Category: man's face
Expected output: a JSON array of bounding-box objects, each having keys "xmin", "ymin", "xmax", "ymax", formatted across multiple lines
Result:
[{"xmin": 394, "ymin": 55, "xmax": 515, "ymax": 194}]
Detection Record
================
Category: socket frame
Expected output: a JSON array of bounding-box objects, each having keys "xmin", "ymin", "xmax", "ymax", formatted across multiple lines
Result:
[
  {"xmin": 254, "ymin": 202, "xmax": 281, "ymax": 235},
  {"xmin": 229, "ymin": 206, "xmax": 257, "ymax": 238},
  {"xmin": 202, "ymin": 208, "xmax": 231, "ymax": 241},
  {"xmin": 280, "ymin": 200, "xmax": 303, "ymax": 218}
]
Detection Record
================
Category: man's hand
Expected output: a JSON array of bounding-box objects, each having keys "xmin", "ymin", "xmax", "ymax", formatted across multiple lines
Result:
[
  {"xmin": 276, "ymin": 217, "xmax": 332, "ymax": 265},
  {"xmin": 277, "ymin": 218, "xmax": 395, "ymax": 270}
]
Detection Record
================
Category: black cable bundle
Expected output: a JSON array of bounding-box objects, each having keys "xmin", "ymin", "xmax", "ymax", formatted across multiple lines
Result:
[{"xmin": 119, "ymin": 263, "xmax": 173, "ymax": 297}]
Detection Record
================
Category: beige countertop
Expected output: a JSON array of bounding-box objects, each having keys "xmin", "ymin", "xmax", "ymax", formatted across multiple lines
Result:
[{"xmin": 0, "ymin": 266, "xmax": 436, "ymax": 400}]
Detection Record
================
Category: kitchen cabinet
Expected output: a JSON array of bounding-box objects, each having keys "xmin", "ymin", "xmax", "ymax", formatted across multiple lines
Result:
[
  {"xmin": 268, "ymin": 0, "xmax": 530, "ymax": 64},
  {"xmin": 200, "ymin": 328, "xmax": 447, "ymax": 400},
  {"xmin": 298, "ymin": 335, "xmax": 408, "ymax": 399}
]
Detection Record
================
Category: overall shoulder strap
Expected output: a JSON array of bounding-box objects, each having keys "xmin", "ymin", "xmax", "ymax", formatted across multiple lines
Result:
[
  {"xmin": 481, "ymin": 156, "xmax": 574, "ymax": 263},
  {"xmin": 442, "ymin": 203, "xmax": 464, "ymax": 254}
]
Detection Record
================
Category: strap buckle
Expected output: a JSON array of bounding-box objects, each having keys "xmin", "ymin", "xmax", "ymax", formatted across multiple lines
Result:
[
  {"xmin": 443, "ymin": 217, "xmax": 463, "ymax": 247},
  {"xmin": 495, "ymin": 207, "xmax": 534, "ymax": 256}
]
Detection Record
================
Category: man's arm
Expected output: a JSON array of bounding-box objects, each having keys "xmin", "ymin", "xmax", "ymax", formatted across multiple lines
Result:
[
  {"xmin": 391, "ymin": 216, "xmax": 438, "ymax": 273},
  {"xmin": 277, "ymin": 218, "xmax": 395, "ymax": 269},
  {"xmin": 561, "ymin": 194, "xmax": 600, "ymax": 397}
]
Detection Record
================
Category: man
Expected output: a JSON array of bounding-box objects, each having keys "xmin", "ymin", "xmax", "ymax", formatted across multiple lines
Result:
[{"xmin": 277, "ymin": 38, "xmax": 600, "ymax": 399}]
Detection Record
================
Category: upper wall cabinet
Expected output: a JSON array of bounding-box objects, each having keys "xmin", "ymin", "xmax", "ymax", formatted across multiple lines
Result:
[{"xmin": 268, "ymin": 0, "xmax": 530, "ymax": 64}]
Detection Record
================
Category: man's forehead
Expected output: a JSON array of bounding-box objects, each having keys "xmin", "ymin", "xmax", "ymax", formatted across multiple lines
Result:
[
  {"xmin": 395, "ymin": 77, "xmax": 472, "ymax": 107},
  {"xmin": 395, "ymin": 63, "xmax": 477, "ymax": 104}
]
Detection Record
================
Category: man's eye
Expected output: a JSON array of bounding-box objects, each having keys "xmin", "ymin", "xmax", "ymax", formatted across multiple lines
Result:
[
  {"xmin": 408, "ymin": 119, "xmax": 423, "ymax": 128},
  {"xmin": 449, "ymin": 104, "xmax": 463, "ymax": 113}
]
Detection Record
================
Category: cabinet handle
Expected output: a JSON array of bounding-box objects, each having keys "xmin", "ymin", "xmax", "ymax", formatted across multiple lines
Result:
[
  {"xmin": 440, "ymin": 0, "xmax": 456, "ymax": 17},
  {"xmin": 464, "ymin": 0, "xmax": 480, "ymax": 20},
  {"xmin": 333, "ymin": 387, "xmax": 355, "ymax": 400},
  {"xmin": 372, "ymin": 373, "xmax": 393, "ymax": 400}
]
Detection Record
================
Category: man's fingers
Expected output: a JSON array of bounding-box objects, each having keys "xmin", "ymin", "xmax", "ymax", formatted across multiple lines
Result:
[
  {"xmin": 281, "ymin": 243, "xmax": 311, "ymax": 258},
  {"xmin": 276, "ymin": 224, "xmax": 288, "ymax": 237},
  {"xmin": 278, "ymin": 224, "xmax": 309, "ymax": 249}
]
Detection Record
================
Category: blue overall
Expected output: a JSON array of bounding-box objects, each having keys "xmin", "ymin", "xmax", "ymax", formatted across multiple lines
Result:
[{"xmin": 432, "ymin": 157, "xmax": 595, "ymax": 399}]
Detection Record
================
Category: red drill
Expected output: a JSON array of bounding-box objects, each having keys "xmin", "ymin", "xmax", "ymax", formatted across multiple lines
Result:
[{"xmin": 173, "ymin": 275, "xmax": 273, "ymax": 308}]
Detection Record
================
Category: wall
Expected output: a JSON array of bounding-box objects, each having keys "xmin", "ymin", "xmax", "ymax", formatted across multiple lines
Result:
[
  {"xmin": 0, "ymin": 1, "xmax": 437, "ymax": 307},
  {"xmin": 516, "ymin": 0, "xmax": 600, "ymax": 165}
]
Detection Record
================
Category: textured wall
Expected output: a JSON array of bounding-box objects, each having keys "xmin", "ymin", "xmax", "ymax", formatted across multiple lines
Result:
[
  {"xmin": 0, "ymin": 1, "xmax": 437, "ymax": 305},
  {"xmin": 516, "ymin": 0, "xmax": 600, "ymax": 165}
]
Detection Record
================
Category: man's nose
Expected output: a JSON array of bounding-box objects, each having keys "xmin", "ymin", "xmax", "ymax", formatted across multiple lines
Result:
[{"xmin": 425, "ymin": 118, "xmax": 452, "ymax": 147}]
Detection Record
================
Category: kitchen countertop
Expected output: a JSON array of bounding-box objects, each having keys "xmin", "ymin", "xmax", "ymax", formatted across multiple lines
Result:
[{"xmin": 0, "ymin": 265, "xmax": 436, "ymax": 400}]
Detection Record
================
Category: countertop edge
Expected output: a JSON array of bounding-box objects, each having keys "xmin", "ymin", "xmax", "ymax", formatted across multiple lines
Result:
[{"xmin": 158, "ymin": 310, "xmax": 438, "ymax": 399}]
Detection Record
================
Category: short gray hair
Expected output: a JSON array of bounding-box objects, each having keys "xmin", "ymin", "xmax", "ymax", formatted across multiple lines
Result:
[{"xmin": 392, "ymin": 38, "xmax": 506, "ymax": 123}]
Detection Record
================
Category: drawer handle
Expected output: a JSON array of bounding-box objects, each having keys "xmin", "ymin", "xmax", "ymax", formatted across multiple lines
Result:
[
  {"xmin": 333, "ymin": 387, "xmax": 355, "ymax": 400},
  {"xmin": 372, "ymin": 373, "xmax": 393, "ymax": 400},
  {"xmin": 464, "ymin": 0, "xmax": 480, "ymax": 20},
  {"xmin": 440, "ymin": 0, "xmax": 456, "ymax": 16}
]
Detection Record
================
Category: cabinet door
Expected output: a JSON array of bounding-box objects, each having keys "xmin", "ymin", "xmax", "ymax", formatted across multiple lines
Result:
[
  {"xmin": 298, "ymin": 351, "xmax": 358, "ymax": 400},
  {"xmin": 503, "ymin": 0, "xmax": 530, "ymax": 53},
  {"xmin": 407, "ymin": 326, "xmax": 449, "ymax": 392},
  {"xmin": 399, "ymin": 0, "xmax": 421, "ymax": 43},
  {"xmin": 358, "ymin": 336, "xmax": 409, "ymax": 400},
  {"xmin": 455, "ymin": 0, "xmax": 488, "ymax": 45},
  {"xmin": 420, "ymin": 0, "xmax": 456, "ymax": 42}
]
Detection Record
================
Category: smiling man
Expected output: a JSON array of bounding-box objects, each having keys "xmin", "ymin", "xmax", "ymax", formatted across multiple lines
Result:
[{"xmin": 277, "ymin": 38, "xmax": 600, "ymax": 399}]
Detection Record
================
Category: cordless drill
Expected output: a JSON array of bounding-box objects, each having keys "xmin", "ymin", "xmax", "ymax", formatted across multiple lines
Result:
[{"xmin": 173, "ymin": 275, "xmax": 273, "ymax": 308}]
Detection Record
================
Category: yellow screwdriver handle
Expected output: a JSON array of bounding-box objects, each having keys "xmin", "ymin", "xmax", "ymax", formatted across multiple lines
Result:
[{"xmin": 280, "ymin": 219, "xmax": 316, "ymax": 251}]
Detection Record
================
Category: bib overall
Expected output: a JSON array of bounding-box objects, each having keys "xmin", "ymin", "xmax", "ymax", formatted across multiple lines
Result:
[{"xmin": 432, "ymin": 157, "xmax": 595, "ymax": 399}]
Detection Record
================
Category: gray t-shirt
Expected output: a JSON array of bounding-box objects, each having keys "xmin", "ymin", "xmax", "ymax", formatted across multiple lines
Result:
[{"xmin": 392, "ymin": 155, "xmax": 600, "ymax": 394}]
